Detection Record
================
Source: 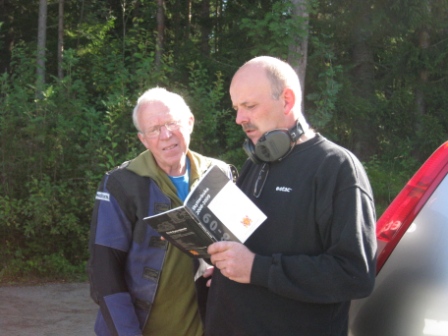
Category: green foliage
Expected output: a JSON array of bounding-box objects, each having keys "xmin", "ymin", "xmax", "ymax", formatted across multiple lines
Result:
[
  {"xmin": 1, "ymin": 0, "xmax": 448, "ymax": 283},
  {"xmin": 306, "ymin": 34, "xmax": 343, "ymax": 132},
  {"xmin": 240, "ymin": 0, "xmax": 310, "ymax": 58},
  {"xmin": 0, "ymin": 177, "xmax": 90, "ymax": 281},
  {"xmin": 0, "ymin": 40, "xmax": 135, "ymax": 282},
  {"xmin": 187, "ymin": 61, "xmax": 228, "ymax": 156},
  {"xmin": 1, "ymin": 253, "xmax": 87, "ymax": 283},
  {"xmin": 217, "ymin": 108, "xmax": 248, "ymax": 171},
  {"xmin": 96, "ymin": 94, "xmax": 140, "ymax": 172},
  {"xmin": 185, "ymin": 61, "xmax": 246, "ymax": 167},
  {"xmin": 363, "ymin": 152, "xmax": 420, "ymax": 217}
]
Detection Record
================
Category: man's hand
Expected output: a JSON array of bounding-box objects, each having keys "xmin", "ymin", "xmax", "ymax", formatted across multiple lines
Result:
[
  {"xmin": 207, "ymin": 241, "xmax": 255, "ymax": 283},
  {"xmin": 203, "ymin": 266, "xmax": 214, "ymax": 287}
]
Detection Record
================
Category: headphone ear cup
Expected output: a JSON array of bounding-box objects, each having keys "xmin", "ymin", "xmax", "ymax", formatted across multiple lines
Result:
[
  {"xmin": 254, "ymin": 131, "xmax": 291, "ymax": 162},
  {"xmin": 242, "ymin": 121, "xmax": 303, "ymax": 164},
  {"xmin": 243, "ymin": 138, "xmax": 262, "ymax": 164}
]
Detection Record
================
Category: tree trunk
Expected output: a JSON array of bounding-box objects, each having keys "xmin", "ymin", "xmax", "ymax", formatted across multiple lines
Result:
[
  {"xmin": 0, "ymin": 0, "xmax": 12, "ymax": 73},
  {"xmin": 413, "ymin": 2, "xmax": 431, "ymax": 161},
  {"xmin": 120, "ymin": 0, "xmax": 128, "ymax": 63},
  {"xmin": 200, "ymin": 0, "xmax": 211, "ymax": 55},
  {"xmin": 186, "ymin": 0, "xmax": 191, "ymax": 40},
  {"xmin": 57, "ymin": 0, "xmax": 64, "ymax": 80},
  {"xmin": 415, "ymin": 0, "xmax": 431, "ymax": 129},
  {"xmin": 172, "ymin": 0, "xmax": 181, "ymax": 56},
  {"xmin": 416, "ymin": 29, "xmax": 429, "ymax": 121},
  {"xmin": 76, "ymin": 0, "xmax": 85, "ymax": 48},
  {"xmin": 287, "ymin": 0, "xmax": 309, "ymax": 97},
  {"xmin": 213, "ymin": 0, "xmax": 222, "ymax": 53},
  {"xmin": 350, "ymin": 6, "xmax": 376, "ymax": 161},
  {"xmin": 155, "ymin": 0, "xmax": 165, "ymax": 70},
  {"xmin": 36, "ymin": 0, "xmax": 48, "ymax": 97}
]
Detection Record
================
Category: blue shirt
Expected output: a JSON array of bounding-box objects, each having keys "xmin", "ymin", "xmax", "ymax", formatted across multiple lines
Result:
[{"xmin": 168, "ymin": 159, "xmax": 190, "ymax": 201}]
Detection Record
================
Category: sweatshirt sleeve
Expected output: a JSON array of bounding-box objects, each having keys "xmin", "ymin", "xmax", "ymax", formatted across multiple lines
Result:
[{"xmin": 250, "ymin": 158, "xmax": 377, "ymax": 304}]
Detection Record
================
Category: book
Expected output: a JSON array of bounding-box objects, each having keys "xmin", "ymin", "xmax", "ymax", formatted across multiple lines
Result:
[{"xmin": 144, "ymin": 165, "xmax": 267, "ymax": 258}]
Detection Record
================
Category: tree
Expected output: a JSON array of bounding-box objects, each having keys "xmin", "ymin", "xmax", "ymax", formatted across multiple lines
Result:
[
  {"xmin": 36, "ymin": 0, "xmax": 47, "ymax": 96},
  {"xmin": 57, "ymin": 0, "xmax": 64, "ymax": 80},
  {"xmin": 155, "ymin": 0, "xmax": 165, "ymax": 70},
  {"xmin": 288, "ymin": 0, "xmax": 310, "ymax": 95},
  {"xmin": 199, "ymin": 0, "xmax": 211, "ymax": 55},
  {"xmin": 349, "ymin": 1, "xmax": 376, "ymax": 161},
  {"xmin": 1, "ymin": 0, "xmax": 448, "ymax": 282}
]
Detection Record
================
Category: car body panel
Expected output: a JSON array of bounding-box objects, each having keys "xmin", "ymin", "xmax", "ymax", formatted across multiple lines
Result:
[{"xmin": 349, "ymin": 142, "xmax": 448, "ymax": 336}]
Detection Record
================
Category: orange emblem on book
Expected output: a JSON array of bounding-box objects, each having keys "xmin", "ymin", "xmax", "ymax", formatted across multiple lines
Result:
[{"xmin": 241, "ymin": 216, "xmax": 252, "ymax": 227}]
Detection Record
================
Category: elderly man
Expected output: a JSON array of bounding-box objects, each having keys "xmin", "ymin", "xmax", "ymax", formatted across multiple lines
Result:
[{"xmin": 88, "ymin": 87, "xmax": 232, "ymax": 336}]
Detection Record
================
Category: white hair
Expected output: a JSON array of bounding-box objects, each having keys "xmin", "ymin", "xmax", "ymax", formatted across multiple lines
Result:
[{"xmin": 132, "ymin": 87, "xmax": 193, "ymax": 131}]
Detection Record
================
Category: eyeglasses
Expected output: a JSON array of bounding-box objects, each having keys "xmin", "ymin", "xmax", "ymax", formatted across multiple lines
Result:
[
  {"xmin": 254, "ymin": 163, "xmax": 269, "ymax": 198},
  {"xmin": 141, "ymin": 120, "xmax": 182, "ymax": 138}
]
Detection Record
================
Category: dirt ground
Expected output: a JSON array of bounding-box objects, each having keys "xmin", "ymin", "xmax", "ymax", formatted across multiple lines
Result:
[{"xmin": 0, "ymin": 282, "xmax": 98, "ymax": 336}]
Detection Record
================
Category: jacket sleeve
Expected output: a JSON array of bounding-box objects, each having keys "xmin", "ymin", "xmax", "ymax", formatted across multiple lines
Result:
[{"xmin": 88, "ymin": 173, "xmax": 142, "ymax": 336}]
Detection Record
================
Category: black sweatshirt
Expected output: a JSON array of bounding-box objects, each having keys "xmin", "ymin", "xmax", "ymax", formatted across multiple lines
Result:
[{"xmin": 205, "ymin": 135, "xmax": 377, "ymax": 336}]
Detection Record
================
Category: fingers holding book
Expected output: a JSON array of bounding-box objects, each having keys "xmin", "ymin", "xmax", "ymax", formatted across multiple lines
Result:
[{"xmin": 208, "ymin": 241, "xmax": 255, "ymax": 284}]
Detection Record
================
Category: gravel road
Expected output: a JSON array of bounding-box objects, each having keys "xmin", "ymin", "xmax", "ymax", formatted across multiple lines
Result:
[{"xmin": 0, "ymin": 282, "xmax": 98, "ymax": 336}]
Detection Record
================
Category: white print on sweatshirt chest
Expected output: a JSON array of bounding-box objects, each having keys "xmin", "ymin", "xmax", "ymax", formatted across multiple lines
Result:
[{"xmin": 275, "ymin": 186, "xmax": 293, "ymax": 193}]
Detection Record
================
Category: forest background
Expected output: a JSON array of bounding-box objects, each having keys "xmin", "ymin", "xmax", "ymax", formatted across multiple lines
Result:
[{"xmin": 1, "ymin": 0, "xmax": 447, "ymax": 283}]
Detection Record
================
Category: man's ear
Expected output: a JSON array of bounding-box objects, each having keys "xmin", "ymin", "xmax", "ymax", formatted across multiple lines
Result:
[
  {"xmin": 282, "ymin": 88, "xmax": 296, "ymax": 115},
  {"xmin": 187, "ymin": 115, "xmax": 195, "ymax": 133},
  {"xmin": 137, "ymin": 132, "xmax": 150, "ymax": 149}
]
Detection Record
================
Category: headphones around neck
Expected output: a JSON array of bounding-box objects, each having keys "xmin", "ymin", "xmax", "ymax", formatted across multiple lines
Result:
[{"xmin": 243, "ymin": 120, "xmax": 304, "ymax": 164}]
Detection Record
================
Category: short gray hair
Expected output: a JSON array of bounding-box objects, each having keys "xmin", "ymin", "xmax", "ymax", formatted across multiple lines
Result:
[{"xmin": 132, "ymin": 87, "xmax": 193, "ymax": 131}]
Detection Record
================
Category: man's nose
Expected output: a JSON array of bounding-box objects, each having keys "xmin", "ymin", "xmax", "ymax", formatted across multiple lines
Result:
[
  {"xmin": 235, "ymin": 109, "xmax": 247, "ymax": 125},
  {"xmin": 159, "ymin": 125, "xmax": 172, "ymax": 138}
]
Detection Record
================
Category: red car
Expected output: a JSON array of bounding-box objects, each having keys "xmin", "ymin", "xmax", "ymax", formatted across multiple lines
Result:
[{"xmin": 349, "ymin": 141, "xmax": 448, "ymax": 336}]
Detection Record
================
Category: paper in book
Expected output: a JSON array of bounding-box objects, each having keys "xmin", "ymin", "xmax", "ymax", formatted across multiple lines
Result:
[{"xmin": 144, "ymin": 165, "xmax": 267, "ymax": 258}]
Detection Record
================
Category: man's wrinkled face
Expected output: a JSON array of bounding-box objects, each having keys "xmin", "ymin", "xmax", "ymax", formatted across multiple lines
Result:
[{"xmin": 137, "ymin": 101, "xmax": 194, "ymax": 172}]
